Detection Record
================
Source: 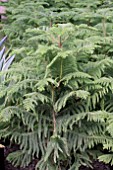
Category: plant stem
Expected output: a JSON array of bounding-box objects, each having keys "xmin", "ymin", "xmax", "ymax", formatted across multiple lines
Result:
[
  {"xmin": 60, "ymin": 59, "xmax": 63, "ymax": 80},
  {"xmin": 50, "ymin": 19, "xmax": 52, "ymax": 27},
  {"xmin": 58, "ymin": 35, "xmax": 62, "ymax": 48},
  {"xmin": 51, "ymin": 85, "xmax": 54, "ymax": 103},
  {"xmin": 52, "ymin": 110, "xmax": 56, "ymax": 134},
  {"xmin": 51, "ymin": 85, "xmax": 57, "ymax": 134},
  {"xmin": 102, "ymin": 18, "xmax": 106, "ymax": 37}
]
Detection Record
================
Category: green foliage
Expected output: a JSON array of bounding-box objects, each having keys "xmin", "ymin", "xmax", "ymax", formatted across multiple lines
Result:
[{"xmin": 1, "ymin": 0, "xmax": 113, "ymax": 169}]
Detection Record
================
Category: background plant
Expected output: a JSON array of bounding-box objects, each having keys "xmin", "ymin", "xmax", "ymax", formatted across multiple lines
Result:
[
  {"xmin": 0, "ymin": 36, "xmax": 15, "ymax": 79},
  {"xmin": 1, "ymin": 0, "xmax": 113, "ymax": 169}
]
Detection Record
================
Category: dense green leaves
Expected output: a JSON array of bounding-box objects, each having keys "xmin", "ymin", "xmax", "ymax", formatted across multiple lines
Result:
[{"xmin": 1, "ymin": 0, "xmax": 113, "ymax": 169}]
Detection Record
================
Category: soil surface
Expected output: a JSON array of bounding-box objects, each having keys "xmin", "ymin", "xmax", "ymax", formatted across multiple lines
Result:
[
  {"xmin": 5, "ymin": 160, "xmax": 111, "ymax": 170},
  {"xmin": 3, "ymin": 144, "xmax": 111, "ymax": 170},
  {"xmin": 4, "ymin": 144, "xmax": 38, "ymax": 170},
  {"xmin": 80, "ymin": 161, "xmax": 110, "ymax": 170}
]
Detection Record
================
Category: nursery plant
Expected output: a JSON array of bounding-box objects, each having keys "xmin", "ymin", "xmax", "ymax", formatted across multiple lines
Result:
[{"xmin": 1, "ymin": 0, "xmax": 113, "ymax": 169}]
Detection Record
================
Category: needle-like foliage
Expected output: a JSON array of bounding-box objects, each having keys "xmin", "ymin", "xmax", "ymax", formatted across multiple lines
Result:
[{"xmin": 1, "ymin": 0, "xmax": 113, "ymax": 169}]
